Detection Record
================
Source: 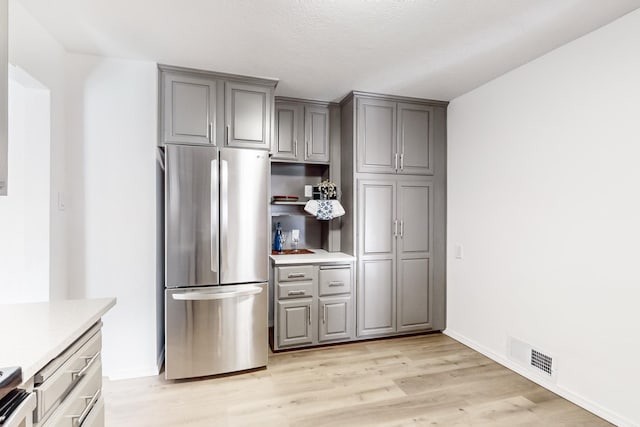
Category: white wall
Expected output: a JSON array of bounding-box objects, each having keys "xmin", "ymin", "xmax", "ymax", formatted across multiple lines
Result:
[
  {"xmin": 8, "ymin": 0, "xmax": 68, "ymax": 300},
  {"xmin": 64, "ymin": 54, "xmax": 159, "ymax": 379},
  {"xmin": 447, "ymin": 9, "xmax": 640, "ymax": 427},
  {"xmin": 0, "ymin": 71, "xmax": 49, "ymax": 303}
]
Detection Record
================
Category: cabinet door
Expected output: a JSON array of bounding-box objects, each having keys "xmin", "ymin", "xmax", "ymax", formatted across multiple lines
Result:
[
  {"xmin": 356, "ymin": 98, "xmax": 397, "ymax": 174},
  {"xmin": 397, "ymin": 181, "xmax": 432, "ymax": 332},
  {"xmin": 273, "ymin": 102, "xmax": 303, "ymax": 161},
  {"xmin": 397, "ymin": 103, "xmax": 434, "ymax": 175},
  {"xmin": 358, "ymin": 180, "xmax": 396, "ymax": 256},
  {"xmin": 225, "ymin": 82, "xmax": 272, "ymax": 149},
  {"xmin": 357, "ymin": 259, "xmax": 395, "ymax": 336},
  {"xmin": 304, "ymin": 105, "xmax": 330, "ymax": 163},
  {"xmin": 277, "ymin": 299, "xmax": 314, "ymax": 347},
  {"xmin": 162, "ymin": 72, "xmax": 217, "ymax": 145},
  {"xmin": 319, "ymin": 296, "xmax": 352, "ymax": 342}
]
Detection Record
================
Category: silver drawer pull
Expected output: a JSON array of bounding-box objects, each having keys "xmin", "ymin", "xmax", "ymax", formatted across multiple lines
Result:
[
  {"xmin": 287, "ymin": 273, "xmax": 306, "ymax": 278},
  {"xmin": 287, "ymin": 290, "xmax": 306, "ymax": 296},
  {"xmin": 328, "ymin": 281, "xmax": 344, "ymax": 287},
  {"xmin": 319, "ymin": 265, "xmax": 350, "ymax": 270},
  {"xmin": 69, "ymin": 389, "xmax": 100, "ymax": 427},
  {"xmin": 70, "ymin": 352, "xmax": 100, "ymax": 380}
]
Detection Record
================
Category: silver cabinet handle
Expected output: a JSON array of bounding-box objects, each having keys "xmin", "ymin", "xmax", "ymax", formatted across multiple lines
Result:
[
  {"xmin": 393, "ymin": 219, "xmax": 398, "ymax": 237},
  {"xmin": 323, "ymin": 305, "xmax": 327, "ymax": 324},
  {"xmin": 210, "ymin": 159, "xmax": 218, "ymax": 273},
  {"xmin": 394, "ymin": 153, "xmax": 399, "ymax": 171},
  {"xmin": 70, "ymin": 389, "xmax": 100, "ymax": 427},
  {"xmin": 400, "ymin": 220, "xmax": 404, "ymax": 238},
  {"xmin": 70, "ymin": 352, "xmax": 100, "ymax": 380},
  {"xmin": 307, "ymin": 305, "xmax": 311, "ymax": 325},
  {"xmin": 288, "ymin": 273, "xmax": 306, "ymax": 279},
  {"xmin": 328, "ymin": 281, "xmax": 344, "ymax": 287},
  {"xmin": 294, "ymin": 140, "xmax": 298, "ymax": 158},
  {"xmin": 173, "ymin": 286, "xmax": 263, "ymax": 301},
  {"xmin": 319, "ymin": 265, "xmax": 350, "ymax": 270},
  {"xmin": 208, "ymin": 123, "xmax": 213, "ymax": 143},
  {"xmin": 226, "ymin": 125, "xmax": 230, "ymax": 145},
  {"xmin": 400, "ymin": 153, "xmax": 404, "ymax": 170},
  {"xmin": 287, "ymin": 290, "xmax": 306, "ymax": 296},
  {"xmin": 305, "ymin": 141, "xmax": 309, "ymax": 160}
]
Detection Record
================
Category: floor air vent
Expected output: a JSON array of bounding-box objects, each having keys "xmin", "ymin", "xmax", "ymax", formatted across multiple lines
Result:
[{"xmin": 531, "ymin": 349, "xmax": 553, "ymax": 376}]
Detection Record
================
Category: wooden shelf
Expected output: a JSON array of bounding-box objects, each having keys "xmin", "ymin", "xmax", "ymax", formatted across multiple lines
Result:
[{"xmin": 272, "ymin": 201, "xmax": 307, "ymax": 206}]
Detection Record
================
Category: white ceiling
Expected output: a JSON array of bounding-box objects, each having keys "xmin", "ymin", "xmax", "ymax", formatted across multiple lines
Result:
[{"xmin": 16, "ymin": 0, "xmax": 640, "ymax": 102}]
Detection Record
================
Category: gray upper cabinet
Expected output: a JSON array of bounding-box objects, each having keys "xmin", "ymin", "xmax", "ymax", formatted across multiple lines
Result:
[
  {"xmin": 274, "ymin": 102, "xmax": 303, "ymax": 160},
  {"xmin": 397, "ymin": 103, "xmax": 434, "ymax": 175},
  {"xmin": 161, "ymin": 72, "xmax": 217, "ymax": 145},
  {"xmin": 159, "ymin": 65, "xmax": 278, "ymax": 150},
  {"xmin": 304, "ymin": 105, "xmax": 330, "ymax": 162},
  {"xmin": 357, "ymin": 98, "xmax": 397, "ymax": 174},
  {"xmin": 272, "ymin": 98, "xmax": 331, "ymax": 163},
  {"xmin": 356, "ymin": 96, "xmax": 434, "ymax": 176},
  {"xmin": 225, "ymin": 82, "xmax": 272, "ymax": 149}
]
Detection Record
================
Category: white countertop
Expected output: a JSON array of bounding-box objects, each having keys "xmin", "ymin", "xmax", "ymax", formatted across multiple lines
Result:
[
  {"xmin": 0, "ymin": 298, "xmax": 116, "ymax": 381},
  {"xmin": 270, "ymin": 249, "xmax": 355, "ymax": 265}
]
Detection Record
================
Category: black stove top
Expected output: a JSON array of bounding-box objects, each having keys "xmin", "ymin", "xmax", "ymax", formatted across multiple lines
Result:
[{"xmin": 0, "ymin": 368, "xmax": 21, "ymax": 402}]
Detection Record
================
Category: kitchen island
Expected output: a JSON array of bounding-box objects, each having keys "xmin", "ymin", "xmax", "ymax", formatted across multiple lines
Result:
[{"xmin": 0, "ymin": 298, "xmax": 115, "ymax": 427}]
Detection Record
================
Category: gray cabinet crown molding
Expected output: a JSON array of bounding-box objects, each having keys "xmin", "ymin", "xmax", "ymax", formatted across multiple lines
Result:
[
  {"xmin": 275, "ymin": 96, "xmax": 338, "ymax": 108},
  {"xmin": 158, "ymin": 64, "xmax": 278, "ymax": 88},
  {"xmin": 339, "ymin": 90, "xmax": 449, "ymax": 108}
]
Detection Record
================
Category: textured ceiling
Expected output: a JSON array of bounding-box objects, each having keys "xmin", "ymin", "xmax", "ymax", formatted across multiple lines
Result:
[{"xmin": 16, "ymin": 0, "xmax": 640, "ymax": 102}]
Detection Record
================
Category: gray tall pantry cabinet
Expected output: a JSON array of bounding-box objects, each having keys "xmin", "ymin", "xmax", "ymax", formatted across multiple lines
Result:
[{"xmin": 340, "ymin": 91, "xmax": 447, "ymax": 338}]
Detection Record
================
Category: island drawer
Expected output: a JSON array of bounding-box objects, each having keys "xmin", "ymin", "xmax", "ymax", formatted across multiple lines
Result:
[{"xmin": 41, "ymin": 358, "xmax": 102, "ymax": 427}]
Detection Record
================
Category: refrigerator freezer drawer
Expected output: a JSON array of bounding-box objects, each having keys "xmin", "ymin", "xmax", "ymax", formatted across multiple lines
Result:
[{"xmin": 165, "ymin": 283, "xmax": 268, "ymax": 380}]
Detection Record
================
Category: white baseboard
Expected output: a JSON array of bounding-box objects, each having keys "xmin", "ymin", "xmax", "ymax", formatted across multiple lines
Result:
[
  {"xmin": 444, "ymin": 329, "xmax": 637, "ymax": 427},
  {"xmin": 104, "ymin": 365, "xmax": 160, "ymax": 381}
]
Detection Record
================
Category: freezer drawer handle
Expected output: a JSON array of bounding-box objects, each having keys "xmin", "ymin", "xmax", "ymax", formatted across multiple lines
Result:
[
  {"xmin": 70, "ymin": 352, "xmax": 101, "ymax": 380},
  {"xmin": 287, "ymin": 273, "xmax": 306, "ymax": 279},
  {"xmin": 69, "ymin": 389, "xmax": 100, "ymax": 427},
  {"xmin": 172, "ymin": 286, "xmax": 263, "ymax": 301}
]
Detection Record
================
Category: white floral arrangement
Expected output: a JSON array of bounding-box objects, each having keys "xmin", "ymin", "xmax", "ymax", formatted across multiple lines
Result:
[{"xmin": 317, "ymin": 180, "xmax": 337, "ymax": 199}]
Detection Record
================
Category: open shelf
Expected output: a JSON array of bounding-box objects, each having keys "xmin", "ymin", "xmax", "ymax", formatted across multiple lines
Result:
[{"xmin": 272, "ymin": 200, "xmax": 307, "ymax": 206}]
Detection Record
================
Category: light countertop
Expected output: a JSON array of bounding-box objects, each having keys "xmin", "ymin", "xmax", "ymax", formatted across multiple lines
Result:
[
  {"xmin": 0, "ymin": 298, "xmax": 116, "ymax": 382},
  {"xmin": 270, "ymin": 249, "xmax": 355, "ymax": 265}
]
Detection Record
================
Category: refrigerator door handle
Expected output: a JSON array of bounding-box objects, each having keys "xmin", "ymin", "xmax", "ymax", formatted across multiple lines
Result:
[
  {"xmin": 172, "ymin": 286, "xmax": 263, "ymax": 301},
  {"xmin": 211, "ymin": 159, "xmax": 219, "ymax": 273},
  {"xmin": 220, "ymin": 158, "xmax": 229, "ymax": 275}
]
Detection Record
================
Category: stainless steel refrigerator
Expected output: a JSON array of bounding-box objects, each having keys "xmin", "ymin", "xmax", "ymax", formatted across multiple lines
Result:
[{"xmin": 163, "ymin": 144, "xmax": 269, "ymax": 380}]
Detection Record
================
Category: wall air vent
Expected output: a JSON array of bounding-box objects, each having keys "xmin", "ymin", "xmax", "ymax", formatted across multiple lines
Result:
[
  {"xmin": 531, "ymin": 349, "xmax": 553, "ymax": 376},
  {"xmin": 508, "ymin": 336, "xmax": 557, "ymax": 381}
]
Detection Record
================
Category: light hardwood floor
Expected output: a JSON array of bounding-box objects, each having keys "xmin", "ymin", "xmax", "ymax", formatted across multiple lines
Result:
[{"xmin": 104, "ymin": 334, "xmax": 611, "ymax": 426}]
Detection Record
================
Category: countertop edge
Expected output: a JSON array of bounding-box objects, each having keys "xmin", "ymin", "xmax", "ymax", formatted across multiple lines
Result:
[
  {"xmin": 20, "ymin": 298, "xmax": 116, "ymax": 381},
  {"xmin": 270, "ymin": 250, "xmax": 355, "ymax": 265}
]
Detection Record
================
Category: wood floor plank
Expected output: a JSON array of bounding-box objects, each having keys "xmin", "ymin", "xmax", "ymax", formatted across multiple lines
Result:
[{"xmin": 103, "ymin": 333, "xmax": 612, "ymax": 426}]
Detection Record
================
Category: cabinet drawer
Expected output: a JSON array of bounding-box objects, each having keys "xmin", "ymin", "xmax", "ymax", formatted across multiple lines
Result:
[
  {"xmin": 35, "ymin": 330, "xmax": 102, "ymax": 424},
  {"xmin": 277, "ymin": 265, "xmax": 314, "ymax": 282},
  {"xmin": 80, "ymin": 397, "xmax": 105, "ymax": 427},
  {"xmin": 319, "ymin": 266, "xmax": 352, "ymax": 296},
  {"xmin": 277, "ymin": 282, "xmax": 314, "ymax": 299},
  {"xmin": 42, "ymin": 358, "xmax": 102, "ymax": 427}
]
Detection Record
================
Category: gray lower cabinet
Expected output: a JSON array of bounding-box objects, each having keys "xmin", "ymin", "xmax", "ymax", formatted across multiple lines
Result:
[
  {"xmin": 225, "ymin": 82, "xmax": 272, "ymax": 149},
  {"xmin": 161, "ymin": 71, "xmax": 217, "ymax": 145},
  {"xmin": 273, "ymin": 262, "xmax": 354, "ymax": 350},
  {"xmin": 357, "ymin": 178, "xmax": 433, "ymax": 337},
  {"xmin": 277, "ymin": 298, "xmax": 314, "ymax": 347},
  {"xmin": 319, "ymin": 296, "xmax": 351, "ymax": 342},
  {"xmin": 273, "ymin": 98, "xmax": 330, "ymax": 163},
  {"xmin": 356, "ymin": 96, "xmax": 433, "ymax": 175}
]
